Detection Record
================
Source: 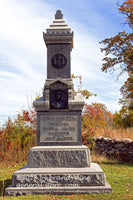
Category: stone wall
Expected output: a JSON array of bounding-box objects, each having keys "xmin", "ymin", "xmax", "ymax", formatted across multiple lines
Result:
[{"xmin": 93, "ymin": 137, "xmax": 133, "ymax": 163}]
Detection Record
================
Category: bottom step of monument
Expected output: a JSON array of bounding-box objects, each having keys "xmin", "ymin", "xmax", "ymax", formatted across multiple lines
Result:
[
  {"xmin": 5, "ymin": 163, "xmax": 112, "ymax": 196},
  {"xmin": 5, "ymin": 182, "xmax": 111, "ymax": 196}
]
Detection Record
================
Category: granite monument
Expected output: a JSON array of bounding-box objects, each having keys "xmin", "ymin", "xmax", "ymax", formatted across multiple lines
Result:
[{"xmin": 5, "ymin": 10, "xmax": 112, "ymax": 196}]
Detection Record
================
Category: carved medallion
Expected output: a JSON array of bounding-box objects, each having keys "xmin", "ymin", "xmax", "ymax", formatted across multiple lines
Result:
[{"xmin": 51, "ymin": 54, "xmax": 67, "ymax": 69}]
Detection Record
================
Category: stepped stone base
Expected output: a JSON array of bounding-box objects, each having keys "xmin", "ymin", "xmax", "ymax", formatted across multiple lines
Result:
[
  {"xmin": 5, "ymin": 163, "xmax": 112, "ymax": 196},
  {"xmin": 28, "ymin": 145, "xmax": 90, "ymax": 167}
]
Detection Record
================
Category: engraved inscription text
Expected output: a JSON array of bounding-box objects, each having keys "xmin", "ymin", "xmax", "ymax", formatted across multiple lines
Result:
[{"xmin": 40, "ymin": 115, "xmax": 78, "ymax": 142}]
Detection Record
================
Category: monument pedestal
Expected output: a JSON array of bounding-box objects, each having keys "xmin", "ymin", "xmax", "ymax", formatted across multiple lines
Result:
[
  {"xmin": 28, "ymin": 146, "xmax": 91, "ymax": 168},
  {"xmin": 5, "ymin": 145, "xmax": 112, "ymax": 196},
  {"xmin": 5, "ymin": 162, "xmax": 112, "ymax": 196},
  {"xmin": 5, "ymin": 10, "xmax": 112, "ymax": 196}
]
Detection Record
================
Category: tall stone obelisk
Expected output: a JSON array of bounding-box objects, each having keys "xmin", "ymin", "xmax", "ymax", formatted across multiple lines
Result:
[{"xmin": 5, "ymin": 10, "xmax": 112, "ymax": 196}]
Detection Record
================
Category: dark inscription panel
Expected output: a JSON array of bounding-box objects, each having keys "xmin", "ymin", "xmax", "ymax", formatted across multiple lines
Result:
[{"xmin": 40, "ymin": 115, "xmax": 78, "ymax": 142}]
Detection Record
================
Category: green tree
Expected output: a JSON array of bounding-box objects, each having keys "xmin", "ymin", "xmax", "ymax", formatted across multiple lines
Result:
[
  {"xmin": 113, "ymin": 106, "xmax": 131, "ymax": 128},
  {"xmin": 100, "ymin": 0, "xmax": 133, "ymax": 108}
]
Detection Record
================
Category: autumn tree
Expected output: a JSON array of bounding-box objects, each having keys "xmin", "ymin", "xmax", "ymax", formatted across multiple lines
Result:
[
  {"xmin": 82, "ymin": 103, "xmax": 113, "ymax": 144},
  {"xmin": 113, "ymin": 105, "xmax": 133, "ymax": 128},
  {"xmin": 0, "ymin": 109, "xmax": 36, "ymax": 164},
  {"xmin": 100, "ymin": 0, "xmax": 133, "ymax": 109}
]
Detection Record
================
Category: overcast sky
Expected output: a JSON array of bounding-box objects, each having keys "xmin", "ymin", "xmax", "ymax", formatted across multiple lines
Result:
[{"xmin": 0, "ymin": 0, "xmax": 127, "ymax": 125}]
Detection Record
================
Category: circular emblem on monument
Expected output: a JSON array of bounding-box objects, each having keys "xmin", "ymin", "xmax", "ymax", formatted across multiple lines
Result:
[{"xmin": 51, "ymin": 54, "xmax": 67, "ymax": 69}]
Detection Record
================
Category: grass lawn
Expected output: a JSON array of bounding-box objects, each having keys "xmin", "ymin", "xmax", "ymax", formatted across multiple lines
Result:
[{"xmin": 0, "ymin": 154, "xmax": 133, "ymax": 200}]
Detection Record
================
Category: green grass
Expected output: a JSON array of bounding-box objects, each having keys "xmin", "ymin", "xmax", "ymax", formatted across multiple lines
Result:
[{"xmin": 0, "ymin": 156, "xmax": 133, "ymax": 200}]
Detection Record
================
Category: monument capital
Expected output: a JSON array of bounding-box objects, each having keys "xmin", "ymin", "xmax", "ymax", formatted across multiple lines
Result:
[{"xmin": 43, "ymin": 10, "xmax": 73, "ymax": 50}]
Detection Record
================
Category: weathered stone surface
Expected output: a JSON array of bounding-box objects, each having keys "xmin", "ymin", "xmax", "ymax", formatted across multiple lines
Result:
[
  {"xmin": 5, "ymin": 163, "xmax": 112, "ymax": 196},
  {"xmin": 37, "ymin": 111, "xmax": 82, "ymax": 146},
  {"xmin": 33, "ymin": 96, "xmax": 84, "ymax": 111},
  {"xmin": 43, "ymin": 78, "xmax": 74, "ymax": 102},
  {"xmin": 5, "ymin": 181, "xmax": 112, "ymax": 196},
  {"xmin": 43, "ymin": 10, "xmax": 73, "ymax": 50},
  {"xmin": 28, "ymin": 146, "xmax": 90, "ymax": 168},
  {"xmin": 13, "ymin": 163, "xmax": 104, "ymax": 186},
  {"xmin": 47, "ymin": 44, "xmax": 71, "ymax": 79}
]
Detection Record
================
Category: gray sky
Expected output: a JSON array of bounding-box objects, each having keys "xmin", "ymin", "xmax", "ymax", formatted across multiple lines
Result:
[{"xmin": 0, "ymin": 0, "xmax": 127, "ymax": 124}]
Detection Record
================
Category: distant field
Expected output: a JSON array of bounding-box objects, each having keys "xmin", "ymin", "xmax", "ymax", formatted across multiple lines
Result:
[{"xmin": 95, "ymin": 127, "xmax": 133, "ymax": 140}]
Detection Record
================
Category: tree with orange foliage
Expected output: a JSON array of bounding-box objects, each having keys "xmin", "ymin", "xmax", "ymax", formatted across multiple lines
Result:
[
  {"xmin": 0, "ymin": 109, "xmax": 36, "ymax": 164},
  {"xmin": 100, "ymin": 0, "xmax": 133, "ymax": 109},
  {"xmin": 82, "ymin": 103, "xmax": 113, "ymax": 145}
]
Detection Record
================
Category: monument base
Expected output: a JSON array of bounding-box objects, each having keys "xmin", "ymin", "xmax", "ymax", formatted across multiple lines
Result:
[
  {"xmin": 28, "ymin": 145, "xmax": 91, "ymax": 167},
  {"xmin": 5, "ymin": 163, "xmax": 112, "ymax": 196}
]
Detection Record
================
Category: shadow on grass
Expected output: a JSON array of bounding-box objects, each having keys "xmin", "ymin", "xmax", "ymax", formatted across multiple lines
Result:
[
  {"xmin": 0, "ymin": 179, "xmax": 11, "ymax": 197},
  {"xmin": 91, "ymin": 150, "xmax": 133, "ymax": 166}
]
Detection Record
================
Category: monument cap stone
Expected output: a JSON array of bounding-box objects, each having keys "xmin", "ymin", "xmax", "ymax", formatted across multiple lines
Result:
[{"xmin": 43, "ymin": 9, "xmax": 73, "ymax": 50}]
